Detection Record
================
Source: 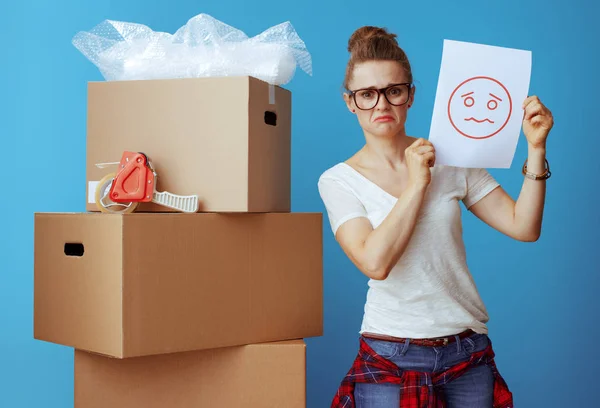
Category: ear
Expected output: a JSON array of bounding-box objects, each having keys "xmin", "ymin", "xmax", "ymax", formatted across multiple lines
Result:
[
  {"xmin": 408, "ymin": 85, "xmax": 416, "ymax": 107},
  {"xmin": 343, "ymin": 93, "xmax": 356, "ymax": 113}
]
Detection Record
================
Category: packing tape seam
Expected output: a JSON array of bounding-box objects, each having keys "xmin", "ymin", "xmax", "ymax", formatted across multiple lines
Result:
[{"xmin": 269, "ymin": 84, "xmax": 276, "ymax": 105}]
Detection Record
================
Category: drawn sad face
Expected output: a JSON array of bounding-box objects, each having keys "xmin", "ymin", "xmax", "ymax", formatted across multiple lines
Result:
[{"xmin": 448, "ymin": 76, "xmax": 512, "ymax": 139}]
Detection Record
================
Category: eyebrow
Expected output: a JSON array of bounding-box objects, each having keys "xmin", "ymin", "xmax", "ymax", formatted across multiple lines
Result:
[
  {"xmin": 359, "ymin": 82, "xmax": 406, "ymax": 90},
  {"xmin": 460, "ymin": 92, "xmax": 474, "ymax": 97},
  {"xmin": 489, "ymin": 93, "xmax": 502, "ymax": 101}
]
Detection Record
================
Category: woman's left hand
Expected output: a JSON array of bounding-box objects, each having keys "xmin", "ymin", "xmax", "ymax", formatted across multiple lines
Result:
[{"xmin": 522, "ymin": 96, "xmax": 554, "ymax": 149}]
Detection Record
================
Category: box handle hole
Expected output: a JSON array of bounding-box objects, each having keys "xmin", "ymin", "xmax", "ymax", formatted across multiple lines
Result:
[
  {"xmin": 64, "ymin": 243, "xmax": 84, "ymax": 257},
  {"xmin": 264, "ymin": 111, "xmax": 277, "ymax": 126}
]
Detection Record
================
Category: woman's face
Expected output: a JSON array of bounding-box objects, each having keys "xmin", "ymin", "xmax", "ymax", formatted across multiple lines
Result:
[{"xmin": 344, "ymin": 60, "xmax": 414, "ymax": 138}]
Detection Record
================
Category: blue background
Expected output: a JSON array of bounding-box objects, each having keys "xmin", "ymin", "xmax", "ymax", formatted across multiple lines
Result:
[{"xmin": 2, "ymin": 0, "xmax": 598, "ymax": 406}]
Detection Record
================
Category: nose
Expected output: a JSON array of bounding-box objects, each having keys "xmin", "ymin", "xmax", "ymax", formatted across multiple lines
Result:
[{"xmin": 375, "ymin": 93, "xmax": 391, "ymax": 110}]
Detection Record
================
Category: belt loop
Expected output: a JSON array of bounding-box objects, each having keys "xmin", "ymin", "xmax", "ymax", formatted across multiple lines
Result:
[
  {"xmin": 400, "ymin": 338, "xmax": 411, "ymax": 356},
  {"xmin": 454, "ymin": 335, "xmax": 461, "ymax": 353}
]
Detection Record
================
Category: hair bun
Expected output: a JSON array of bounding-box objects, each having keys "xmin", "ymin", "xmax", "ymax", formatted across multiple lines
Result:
[
  {"xmin": 343, "ymin": 26, "xmax": 412, "ymax": 90},
  {"xmin": 347, "ymin": 26, "xmax": 398, "ymax": 53}
]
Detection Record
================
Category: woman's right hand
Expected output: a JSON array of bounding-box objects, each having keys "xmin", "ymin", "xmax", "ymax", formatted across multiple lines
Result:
[{"xmin": 405, "ymin": 138, "xmax": 436, "ymax": 189}]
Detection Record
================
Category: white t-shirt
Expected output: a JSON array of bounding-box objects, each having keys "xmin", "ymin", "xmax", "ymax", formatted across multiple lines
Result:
[{"xmin": 318, "ymin": 162, "xmax": 500, "ymax": 339}]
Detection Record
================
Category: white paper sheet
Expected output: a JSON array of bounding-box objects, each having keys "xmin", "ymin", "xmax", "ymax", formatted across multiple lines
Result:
[{"xmin": 428, "ymin": 40, "xmax": 532, "ymax": 168}]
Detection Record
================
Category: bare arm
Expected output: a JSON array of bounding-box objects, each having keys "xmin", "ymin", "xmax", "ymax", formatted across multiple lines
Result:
[
  {"xmin": 335, "ymin": 138, "xmax": 435, "ymax": 280},
  {"xmin": 469, "ymin": 96, "xmax": 553, "ymax": 242},
  {"xmin": 336, "ymin": 184, "xmax": 427, "ymax": 280},
  {"xmin": 469, "ymin": 146, "xmax": 546, "ymax": 241}
]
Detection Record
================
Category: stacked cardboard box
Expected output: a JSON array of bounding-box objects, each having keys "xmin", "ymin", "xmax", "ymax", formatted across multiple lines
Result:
[{"xmin": 34, "ymin": 76, "xmax": 323, "ymax": 407}]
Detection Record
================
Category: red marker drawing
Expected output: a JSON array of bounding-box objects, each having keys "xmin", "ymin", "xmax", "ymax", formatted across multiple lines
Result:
[{"xmin": 447, "ymin": 76, "xmax": 512, "ymax": 139}]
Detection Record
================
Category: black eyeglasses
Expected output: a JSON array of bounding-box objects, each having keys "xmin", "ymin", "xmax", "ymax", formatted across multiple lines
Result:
[{"xmin": 348, "ymin": 83, "xmax": 413, "ymax": 110}]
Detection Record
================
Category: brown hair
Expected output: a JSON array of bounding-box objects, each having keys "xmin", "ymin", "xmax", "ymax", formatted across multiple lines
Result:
[{"xmin": 344, "ymin": 26, "xmax": 413, "ymax": 90}]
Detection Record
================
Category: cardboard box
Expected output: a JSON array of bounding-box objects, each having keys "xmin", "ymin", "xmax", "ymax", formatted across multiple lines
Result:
[
  {"xmin": 85, "ymin": 76, "xmax": 291, "ymax": 213},
  {"xmin": 34, "ymin": 212, "xmax": 322, "ymax": 358},
  {"xmin": 75, "ymin": 340, "xmax": 306, "ymax": 408}
]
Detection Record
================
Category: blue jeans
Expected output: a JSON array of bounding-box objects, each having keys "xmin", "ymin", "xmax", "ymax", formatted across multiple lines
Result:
[{"xmin": 354, "ymin": 332, "xmax": 495, "ymax": 407}]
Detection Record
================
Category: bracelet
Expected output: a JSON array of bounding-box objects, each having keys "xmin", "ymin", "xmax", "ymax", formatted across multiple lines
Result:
[{"xmin": 522, "ymin": 158, "xmax": 551, "ymax": 180}]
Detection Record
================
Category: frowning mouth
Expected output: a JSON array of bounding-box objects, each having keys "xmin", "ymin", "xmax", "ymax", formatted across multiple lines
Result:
[
  {"xmin": 464, "ymin": 117, "xmax": 494, "ymax": 124},
  {"xmin": 374, "ymin": 115, "xmax": 395, "ymax": 122}
]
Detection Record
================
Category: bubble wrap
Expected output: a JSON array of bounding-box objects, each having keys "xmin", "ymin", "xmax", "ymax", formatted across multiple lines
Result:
[{"xmin": 72, "ymin": 14, "xmax": 312, "ymax": 85}]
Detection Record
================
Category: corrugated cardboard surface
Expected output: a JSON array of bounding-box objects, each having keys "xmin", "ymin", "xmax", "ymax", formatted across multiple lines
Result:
[
  {"xmin": 34, "ymin": 214, "xmax": 124, "ymax": 358},
  {"xmin": 86, "ymin": 76, "xmax": 291, "ymax": 213},
  {"xmin": 75, "ymin": 340, "xmax": 306, "ymax": 408},
  {"xmin": 34, "ymin": 212, "xmax": 323, "ymax": 358},
  {"xmin": 248, "ymin": 76, "xmax": 291, "ymax": 212}
]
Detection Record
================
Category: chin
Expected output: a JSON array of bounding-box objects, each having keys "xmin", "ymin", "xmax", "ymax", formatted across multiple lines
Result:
[{"xmin": 368, "ymin": 124, "xmax": 403, "ymax": 138}]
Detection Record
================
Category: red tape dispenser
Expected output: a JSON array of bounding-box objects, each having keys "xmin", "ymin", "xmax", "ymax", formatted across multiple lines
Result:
[{"xmin": 94, "ymin": 151, "xmax": 199, "ymax": 214}]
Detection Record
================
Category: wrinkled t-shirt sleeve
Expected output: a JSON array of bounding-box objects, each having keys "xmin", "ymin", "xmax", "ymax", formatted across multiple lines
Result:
[
  {"xmin": 318, "ymin": 176, "xmax": 368, "ymax": 235},
  {"xmin": 462, "ymin": 167, "xmax": 501, "ymax": 209}
]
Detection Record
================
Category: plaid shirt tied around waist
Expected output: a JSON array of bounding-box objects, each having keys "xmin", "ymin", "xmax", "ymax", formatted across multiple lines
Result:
[{"xmin": 331, "ymin": 337, "xmax": 514, "ymax": 408}]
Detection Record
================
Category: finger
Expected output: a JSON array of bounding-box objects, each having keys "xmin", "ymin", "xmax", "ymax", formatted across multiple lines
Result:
[
  {"xmin": 422, "ymin": 152, "xmax": 435, "ymax": 166},
  {"xmin": 407, "ymin": 140, "xmax": 434, "ymax": 159},
  {"xmin": 524, "ymin": 108, "xmax": 540, "ymax": 121},
  {"xmin": 530, "ymin": 116, "xmax": 552, "ymax": 127},
  {"xmin": 529, "ymin": 116, "xmax": 543, "ymax": 126},
  {"xmin": 524, "ymin": 103, "xmax": 545, "ymax": 121},
  {"xmin": 428, "ymin": 153, "xmax": 436, "ymax": 167},
  {"xmin": 410, "ymin": 138, "xmax": 430, "ymax": 148},
  {"xmin": 522, "ymin": 95, "xmax": 540, "ymax": 109},
  {"xmin": 407, "ymin": 145, "xmax": 434, "ymax": 158},
  {"xmin": 414, "ymin": 145, "xmax": 435, "ymax": 155}
]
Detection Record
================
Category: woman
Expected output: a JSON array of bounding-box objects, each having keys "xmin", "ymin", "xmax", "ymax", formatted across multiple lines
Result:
[{"xmin": 318, "ymin": 26, "xmax": 553, "ymax": 408}]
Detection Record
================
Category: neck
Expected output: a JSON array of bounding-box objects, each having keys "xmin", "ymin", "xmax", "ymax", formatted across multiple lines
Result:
[{"xmin": 360, "ymin": 129, "xmax": 413, "ymax": 170}]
